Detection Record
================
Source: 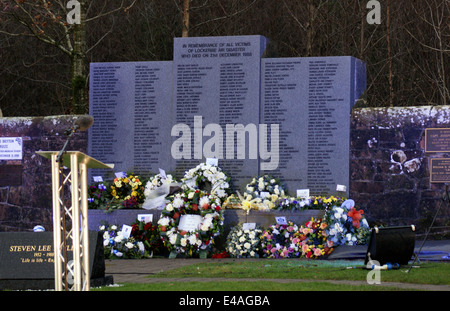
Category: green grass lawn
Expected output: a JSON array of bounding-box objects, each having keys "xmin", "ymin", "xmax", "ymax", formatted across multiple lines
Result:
[
  {"xmin": 147, "ymin": 260, "xmax": 450, "ymax": 284},
  {"xmin": 93, "ymin": 260, "xmax": 450, "ymax": 291},
  {"xmin": 94, "ymin": 280, "xmax": 414, "ymax": 291}
]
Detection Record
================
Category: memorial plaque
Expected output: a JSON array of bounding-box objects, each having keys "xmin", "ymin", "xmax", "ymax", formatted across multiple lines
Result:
[
  {"xmin": 172, "ymin": 35, "xmax": 268, "ymax": 189},
  {"xmin": 0, "ymin": 137, "xmax": 22, "ymax": 160},
  {"xmin": 425, "ymin": 128, "xmax": 450, "ymax": 153},
  {"xmin": 430, "ymin": 158, "xmax": 450, "ymax": 183},
  {"xmin": 0, "ymin": 231, "xmax": 108, "ymax": 290},
  {"xmin": 88, "ymin": 61, "xmax": 173, "ymax": 180}
]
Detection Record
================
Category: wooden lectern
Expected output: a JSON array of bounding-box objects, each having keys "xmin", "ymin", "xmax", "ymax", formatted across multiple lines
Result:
[{"xmin": 36, "ymin": 151, "xmax": 113, "ymax": 291}]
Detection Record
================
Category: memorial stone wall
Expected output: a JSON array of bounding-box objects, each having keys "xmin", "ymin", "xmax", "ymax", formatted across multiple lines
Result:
[{"xmin": 88, "ymin": 35, "xmax": 366, "ymax": 196}]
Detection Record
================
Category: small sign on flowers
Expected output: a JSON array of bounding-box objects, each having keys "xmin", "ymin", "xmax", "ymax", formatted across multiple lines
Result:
[{"xmin": 178, "ymin": 215, "xmax": 203, "ymax": 232}]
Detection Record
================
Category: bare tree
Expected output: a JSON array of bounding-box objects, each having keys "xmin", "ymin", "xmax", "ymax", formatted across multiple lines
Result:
[
  {"xmin": 0, "ymin": 0, "xmax": 136, "ymax": 114},
  {"xmin": 406, "ymin": 0, "xmax": 449, "ymax": 105}
]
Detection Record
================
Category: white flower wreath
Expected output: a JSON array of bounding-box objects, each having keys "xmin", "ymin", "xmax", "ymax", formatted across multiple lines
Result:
[
  {"xmin": 226, "ymin": 224, "xmax": 263, "ymax": 258},
  {"xmin": 244, "ymin": 175, "xmax": 285, "ymax": 200},
  {"xmin": 142, "ymin": 173, "xmax": 177, "ymax": 210},
  {"xmin": 239, "ymin": 175, "xmax": 286, "ymax": 211},
  {"xmin": 144, "ymin": 173, "xmax": 176, "ymax": 196},
  {"xmin": 182, "ymin": 162, "xmax": 231, "ymax": 201},
  {"xmin": 157, "ymin": 188, "xmax": 224, "ymax": 255}
]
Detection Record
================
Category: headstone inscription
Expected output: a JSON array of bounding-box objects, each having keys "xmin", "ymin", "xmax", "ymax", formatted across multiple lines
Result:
[
  {"xmin": 0, "ymin": 231, "xmax": 110, "ymax": 290},
  {"xmin": 88, "ymin": 35, "xmax": 366, "ymax": 196}
]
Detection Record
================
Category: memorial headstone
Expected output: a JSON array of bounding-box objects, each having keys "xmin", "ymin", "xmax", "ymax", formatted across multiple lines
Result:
[{"xmin": 0, "ymin": 231, "xmax": 111, "ymax": 290}]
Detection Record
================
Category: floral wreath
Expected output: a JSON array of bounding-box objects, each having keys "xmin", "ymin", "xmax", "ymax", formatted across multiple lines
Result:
[
  {"xmin": 157, "ymin": 188, "xmax": 224, "ymax": 256},
  {"xmin": 142, "ymin": 173, "xmax": 177, "ymax": 210},
  {"xmin": 100, "ymin": 224, "xmax": 148, "ymax": 259},
  {"xmin": 244, "ymin": 175, "xmax": 285, "ymax": 200},
  {"xmin": 294, "ymin": 218, "xmax": 333, "ymax": 259},
  {"xmin": 88, "ymin": 182, "xmax": 111, "ymax": 210},
  {"xmin": 182, "ymin": 162, "xmax": 231, "ymax": 201},
  {"xmin": 323, "ymin": 199, "xmax": 370, "ymax": 247},
  {"xmin": 225, "ymin": 224, "xmax": 264, "ymax": 258},
  {"xmin": 260, "ymin": 221, "xmax": 299, "ymax": 258},
  {"xmin": 144, "ymin": 173, "xmax": 176, "ymax": 197},
  {"xmin": 108, "ymin": 173, "xmax": 145, "ymax": 210},
  {"xmin": 240, "ymin": 175, "xmax": 286, "ymax": 211}
]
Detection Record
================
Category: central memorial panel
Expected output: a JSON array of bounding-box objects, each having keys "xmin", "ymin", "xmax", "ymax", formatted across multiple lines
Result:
[{"xmin": 171, "ymin": 35, "xmax": 268, "ymax": 190}]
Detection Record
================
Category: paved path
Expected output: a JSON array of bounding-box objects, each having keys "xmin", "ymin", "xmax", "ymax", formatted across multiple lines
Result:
[{"xmin": 104, "ymin": 258, "xmax": 450, "ymax": 291}]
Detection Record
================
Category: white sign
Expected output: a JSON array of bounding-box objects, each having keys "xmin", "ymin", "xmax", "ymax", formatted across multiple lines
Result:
[
  {"xmin": 158, "ymin": 168, "xmax": 167, "ymax": 179},
  {"xmin": 296, "ymin": 189, "xmax": 310, "ymax": 198},
  {"xmin": 178, "ymin": 214, "xmax": 203, "ymax": 232},
  {"xmin": 0, "ymin": 137, "xmax": 22, "ymax": 160},
  {"xmin": 206, "ymin": 158, "xmax": 218, "ymax": 166},
  {"xmin": 93, "ymin": 176, "xmax": 103, "ymax": 182},
  {"xmin": 242, "ymin": 223, "xmax": 256, "ymax": 230},
  {"xmin": 137, "ymin": 214, "xmax": 153, "ymax": 223},
  {"xmin": 336, "ymin": 184, "xmax": 347, "ymax": 192},
  {"xmin": 275, "ymin": 216, "xmax": 287, "ymax": 225},
  {"xmin": 115, "ymin": 171, "xmax": 127, "ymax": 178},
  {"xmin": 260, "ymin": 191, "xmax": 270, "ymax": 199}
]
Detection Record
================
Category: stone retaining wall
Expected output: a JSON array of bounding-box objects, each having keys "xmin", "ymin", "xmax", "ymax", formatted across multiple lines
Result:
[
  {"xmin": 350, "ymin": 106, "xmax": 450, "ymax": 232},
  {"xmin": 1, "ymin": 107, "xmax": 449, "ymax": 233},
  {"xmin": 0, "ymin": 116, "xmax": 87, "ymax": 231}
]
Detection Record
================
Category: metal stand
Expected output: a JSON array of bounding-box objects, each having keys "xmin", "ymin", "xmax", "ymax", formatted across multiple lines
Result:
[
  {"xmin": 407, "ymin": 185, "xmax": 449, "ymax": 273},
  {"xmin": 37, "ymin": 151, "xmax": 113, "ymax": 291}
]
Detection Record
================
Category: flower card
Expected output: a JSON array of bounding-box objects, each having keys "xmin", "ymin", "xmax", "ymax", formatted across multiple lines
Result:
[
  {"xmin": 93, "ymin": 176, "xmax": 103, "ymax": 182},
  {"xmin": 206, "ymin": 157, "xmax": 218, "ymax": 166},
  {"xmin": 137, "ymin": 214, "xmax": 153, "ymax": 224},
  {"xmin": 115, "ymin": 171, "xmax": 127, "ymax": 179},
  {"xmin": 336, "ymin": 184, "xmax": 347, "ymax": 192},
  {"xmin": 158, "ymin": 168, "xmax": 167, "ymax": 179},
  {"xmin": 296, "ymin": 189, "xmax": 310, "ymax": 198},
  {"xmin": 121, "ymin": 224, "xmax": 133, "ymax": 239},
  {"xmin": 178, "ymin": 214, "xmax": 203, "ymax": 232},
  {"xmin": 242, "ymin": 223, "xmax": 256, "ymax": 230},
  {"xmin": 184, "ymin": 178, "xmax": 196, "ymax": 189},
  {"xmin": 275, "ymin": 216, "xmax": 287, "ymax": 225}
]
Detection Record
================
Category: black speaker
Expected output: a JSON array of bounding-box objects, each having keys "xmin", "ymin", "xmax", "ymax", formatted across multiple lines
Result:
[{"xmin": 364, "ymin": 226, "xmax": 416, "ymax": 266}]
